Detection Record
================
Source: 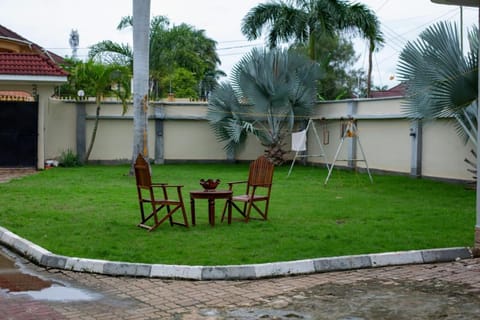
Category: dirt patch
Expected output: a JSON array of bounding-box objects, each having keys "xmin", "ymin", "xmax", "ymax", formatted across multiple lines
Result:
[{"xmin": 0, "ymin": 168, "xmax": 37, "ymax": 183}]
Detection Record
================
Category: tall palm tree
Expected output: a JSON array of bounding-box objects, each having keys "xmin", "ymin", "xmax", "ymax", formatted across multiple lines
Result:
[
  {"xmin": 66, "ymin": 60, "xmax": 131, "ymax": 162},
  {"xmin": 89, "ymin": 15, "xmax": 222, "ymax": 100},
  {"xmin": 397, "ymin": 21, "xmax": 478, "ymax": 144},
  {"xmin": 207, "ymin": 48, "xmax": 322, "ymax": 165},
  {"xmin": 131, "ymin": 0, "xmax": 150, "ymax": 167},
  {"xmin": 89, "ymin": 15, "xmax": 169, "ymax": 70},
  {"xmin": 241, "ymin": 0, "xmax": 383, "ymax": 97}
]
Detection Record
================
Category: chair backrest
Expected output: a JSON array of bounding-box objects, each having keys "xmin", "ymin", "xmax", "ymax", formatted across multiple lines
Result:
[
  {"xmin": 248, "ymin": 156, "xmax": 274, "ymax": 187},
  {"xmin": 134, "ymin": 154, "xmax": 152, "ymax": 189}
]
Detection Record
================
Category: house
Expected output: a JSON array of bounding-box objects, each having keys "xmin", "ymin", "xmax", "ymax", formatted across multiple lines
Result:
[
  {"xmin": 369, "ymin": 83, "xmax": 406, "ymax": 98},
  {"xmin": 0, "ymin": 24, "xmax": 68, "ymax": 168}
]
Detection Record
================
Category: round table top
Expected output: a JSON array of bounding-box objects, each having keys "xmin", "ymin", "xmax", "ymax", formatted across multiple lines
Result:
[{"xmin": 190, "ymin": 189, "xmax": 232, "ymax": 197}]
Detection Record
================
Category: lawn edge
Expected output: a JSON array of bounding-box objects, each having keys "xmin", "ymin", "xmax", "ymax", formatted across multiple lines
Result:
[{"xmin": 0, "ymin": 226, "xmax": 473, "ymax": 280}]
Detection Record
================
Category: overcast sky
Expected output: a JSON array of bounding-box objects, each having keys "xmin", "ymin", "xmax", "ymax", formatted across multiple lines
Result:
[{"xmin": 0, "ymin": 0, "xmax": 478, "ymax": 88}]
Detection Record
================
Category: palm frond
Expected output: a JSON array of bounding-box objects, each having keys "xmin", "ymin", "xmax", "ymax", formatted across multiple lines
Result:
[
  {"xmin": 88, "ymin": 41, "xmax": 133, "ymax": 67},
  {"xmin": 241, "ymin": 2, "xmax": 307, "ymax": 46},
  {"xmin": 207, "ymin": 82, "xmax": 251, "ymax": 152},
  {"xmin": 117, "ymin": 16, "xmax": 133, "ymax": 30},
  {"xmin": 207, "ymin": 47, "xmax": 321, "ymax": 162},
  {"xmin": 454, "ymin": 101, "xmax": 478, "ymax": 147},
  {"xmin": 398, "ymin": 21, "xmax": 478, "ymax": 120}
]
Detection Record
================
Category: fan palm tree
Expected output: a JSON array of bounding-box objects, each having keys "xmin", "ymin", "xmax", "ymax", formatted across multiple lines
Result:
[
  {"xmin": 207, "ymin": 48, "xmax": 322, "ymax": 165},
  {"xmin": 397, "ymin": 21, "xmax": 478, "ymax": 145},
  {"xmin": 241, "ymin": 0, "xmax": 383, "ymax": 97}
]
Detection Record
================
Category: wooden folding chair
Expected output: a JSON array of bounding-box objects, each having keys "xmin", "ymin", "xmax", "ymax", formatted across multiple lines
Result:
[
  {"xmin": 221, "ymin": 156, "xmax": 274, "ymax": 223},
  {"xmin": 134, "ymin": 154, "xmax": 189, "ymax": 231}
]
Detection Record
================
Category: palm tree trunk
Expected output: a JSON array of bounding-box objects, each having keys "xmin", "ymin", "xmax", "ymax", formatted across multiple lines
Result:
[
  {"xmin": 130, "ymin": 0, "xmax": 151, "ymax": 174},
  {"xmin": 366, "ymin": 40, "xmax": 374, "ymax": 98},
  {"xmin": 84, "ymin": 99, "xmax": 101, "ymax": 162},
  {"xmin": 264, "ymin": 141, "xmax": 287, "ymax": 166},
  {"xmin": 308, "ymin": 34, "xmax": 316, "ymax": 61}
]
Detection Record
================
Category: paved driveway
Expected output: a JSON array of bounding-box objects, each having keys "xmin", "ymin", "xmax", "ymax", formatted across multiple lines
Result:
[
  {"xmin": 0, "ymin": 168, "xmax": 37, "ymax": 183},
  {"xmin": 1, "ymin": 247, "xmax": 479, "ymax": 320}
]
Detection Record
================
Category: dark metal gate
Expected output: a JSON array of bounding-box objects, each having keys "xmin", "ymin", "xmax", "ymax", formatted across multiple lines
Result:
[{"xmin": 0, "ymin": 101, "xmax": 38, "ymax": 167}]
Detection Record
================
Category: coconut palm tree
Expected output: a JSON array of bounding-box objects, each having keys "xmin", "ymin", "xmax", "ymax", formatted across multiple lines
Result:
[
  {"xmin": 241, "ymin": 0, "xmax": 383, "ymax": 97},
  {"xmin": 397, "ymin": 21, "xmax": 478, "ymax": 145},
  {"xmin": 89, "ymin": 15, "xmax": 168, "ymax": 71},
  {"xmin": 87, "ymin": 40, "xmax": 133, "ymax": 67},
  {"xmin": 207, "ymin": 48, "xmax": 322, "ymax": 165},
  {"xmin": 89, "ymin": 15, "xmax": 222, "ymax": 100}
]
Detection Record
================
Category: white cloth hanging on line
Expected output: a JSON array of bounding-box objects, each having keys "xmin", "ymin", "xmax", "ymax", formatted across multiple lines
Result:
[
  {"xmin": 287, "ymin": 119, "xmax": 330, "ymax": 177},
  {"xmin": 291, "ymin": 130, "xmax": 307, "ymax": 152}
]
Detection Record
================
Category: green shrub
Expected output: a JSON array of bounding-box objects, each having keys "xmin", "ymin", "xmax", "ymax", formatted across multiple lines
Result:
[{"xmin": 58, "ymin": 149, "xmax": 82, "ymax": 167}]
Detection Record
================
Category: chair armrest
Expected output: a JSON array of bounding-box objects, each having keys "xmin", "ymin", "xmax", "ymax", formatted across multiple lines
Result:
[
  {"xmin": 227, "ymin": 180, "xmax": 247, "ymax": 191},
  {"xmin": 151, "ymin": 183, "xmax": 184, "ymax": 188},
  {"xmin": 162, "ymin": 184, "xmax": 184, "ymax": 188},
  {"xmin": 227, "ymin": 180, "xmax": 247, "ymax": 186}
]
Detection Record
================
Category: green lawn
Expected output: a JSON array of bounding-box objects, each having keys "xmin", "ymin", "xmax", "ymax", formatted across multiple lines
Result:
[{"xmin": 0, "ymin": 163, "xmax": 475, "ymax": 266}]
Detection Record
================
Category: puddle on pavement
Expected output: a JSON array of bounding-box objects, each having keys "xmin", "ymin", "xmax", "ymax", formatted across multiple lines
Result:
[
  {"xmin": 0, "ymin": 248, "xmax": 101, "ymax": 302},
  {"xmin": 10, "ymin": 284, "xmax": 101, "ymax": 302}
]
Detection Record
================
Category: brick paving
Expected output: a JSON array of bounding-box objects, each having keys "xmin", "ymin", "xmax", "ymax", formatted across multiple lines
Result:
[{"xmin": 1, "ymin": 254, "xmax": 479, "ymax": 319}]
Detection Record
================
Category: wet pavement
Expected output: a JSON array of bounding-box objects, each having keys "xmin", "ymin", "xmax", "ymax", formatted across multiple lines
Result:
[{"xmin": 1, "ymin": 246, "xmax": 479, "ymax": 320}]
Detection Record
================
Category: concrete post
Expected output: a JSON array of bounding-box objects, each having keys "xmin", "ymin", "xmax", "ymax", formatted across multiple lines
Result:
[
  {"xmin": 75, "ymin": 103, "xmax": 86, "ymax": 163},
  {"xmin": 409, "ymin": 120, "xmax": 422, "ymax": 178},
  {"xmin": 154, "ymin": 106, "xmax": 165, "ymax": 164},
  {"xmin": 347, "ymin": 101, "xmax": 358, "ymax": 169}
]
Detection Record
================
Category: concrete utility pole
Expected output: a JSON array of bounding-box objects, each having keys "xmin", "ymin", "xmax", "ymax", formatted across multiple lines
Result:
[
  {"xmin": 131, "ymin": 0, "xmax": 151, "ymax": 171},
  {"xmin": 431, "ymin": 0, "xmax": 480, "ymax": 255}
]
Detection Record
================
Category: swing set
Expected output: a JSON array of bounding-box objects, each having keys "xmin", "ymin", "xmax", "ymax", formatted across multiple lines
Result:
[{"xmin": 288, "ymin": 118, "xmax": 373, "ymax": 185}]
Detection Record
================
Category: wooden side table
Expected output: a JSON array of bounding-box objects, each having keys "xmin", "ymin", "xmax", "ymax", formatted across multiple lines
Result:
[{"xmin": 190, "ymin": 190, "xmax": 232, "ymax": 226}]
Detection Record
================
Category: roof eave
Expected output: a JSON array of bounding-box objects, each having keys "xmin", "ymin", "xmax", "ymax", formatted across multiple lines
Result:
[
  {"xmin": 0, "ymin": 36, "xmax": 32, "ymax": 47},
  {"xmin": 431, "ymin": 0, "xmax": 480, "ymax": 7},
  {"xmin": 0, "ymin": 74, "xmax": 68, "ymax": 84}
]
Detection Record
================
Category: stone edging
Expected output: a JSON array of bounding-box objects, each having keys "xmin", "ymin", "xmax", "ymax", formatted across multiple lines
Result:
[{"xmin": 0, "ymin": 226, "xmax": 473, "ymax": 280}]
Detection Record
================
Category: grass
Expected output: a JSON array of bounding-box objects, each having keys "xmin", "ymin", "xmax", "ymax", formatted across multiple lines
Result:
[{"xmin": 0, "ymin": 163, "xmax": 475, "ymax": 266}]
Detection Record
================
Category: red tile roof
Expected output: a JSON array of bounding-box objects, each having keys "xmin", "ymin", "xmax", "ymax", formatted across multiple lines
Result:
[
  {"xmin": 0, "ymin": 24, "xmax": 66, "ymax": 77},
  {"xmin": 0, "ymin": 24, "xmax": 30, "ymax": 43},
  {"xmin": 0, "ymin": 53, "xmax": 68, "ymax": 77},
  {"xmin": 369, "ymin": 83, "xmax": 406, "ymax": 98}
]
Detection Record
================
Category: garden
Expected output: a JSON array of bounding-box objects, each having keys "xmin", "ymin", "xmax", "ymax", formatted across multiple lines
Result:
[{"xmin": 0, "ymin": 163, "xmax": 474, "ymax": 266}]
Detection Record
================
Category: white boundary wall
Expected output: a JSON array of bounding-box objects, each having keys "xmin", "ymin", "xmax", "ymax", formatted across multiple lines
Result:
[{"xmin": 44, "ymin": 97, "xmax": 475, "ymax": 182}]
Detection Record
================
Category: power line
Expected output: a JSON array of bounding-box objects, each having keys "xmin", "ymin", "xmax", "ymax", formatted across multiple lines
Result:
[
  {"xmin": 375, "ymin": 0, "xmax": 391, "ymax": 12},
  {"xmin": 217, "ymin": 43, "xmax": 262, "ymax": 51},
  {"xmin": 217, "ymin": 39, "xmax": 255, "ymax": 44},
  {"xmin": 365, "ymin": 6, "xmax": 463, "ymax": 82}
]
